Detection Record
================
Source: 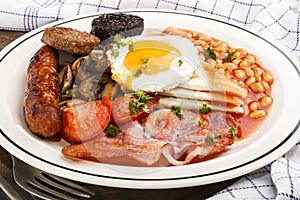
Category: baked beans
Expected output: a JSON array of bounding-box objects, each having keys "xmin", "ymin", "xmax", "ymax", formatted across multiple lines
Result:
[
  {"xmin": 260, "ymin": 96, "xmax": 273, "ymax": 107},
  {"xmin": 163, "ymin": 27, "xmax": 274, "ymax": 119},
  {"xmin": 249, "ymin": 110, "xmax": 267, "ymax": 119}
]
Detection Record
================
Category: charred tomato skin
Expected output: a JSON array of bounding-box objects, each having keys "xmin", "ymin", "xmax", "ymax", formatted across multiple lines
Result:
[{"xmin": 60, "ymin": 96, "xmax": 111, "ymax": 143}]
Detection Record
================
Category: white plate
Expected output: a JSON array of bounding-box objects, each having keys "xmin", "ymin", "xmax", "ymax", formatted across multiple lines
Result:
[{"xmin": 0, "ymin": 10, "xmax": 300, "ymax": 189}]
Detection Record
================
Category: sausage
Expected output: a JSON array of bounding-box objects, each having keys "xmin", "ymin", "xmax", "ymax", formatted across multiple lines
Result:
[
  {"xmin": 41, "ymin": 27, "xmax": 100, "ymax": 55},
  {"xmin": 24, "ymin": 45, "xmax": 61, "ymax": 137}
]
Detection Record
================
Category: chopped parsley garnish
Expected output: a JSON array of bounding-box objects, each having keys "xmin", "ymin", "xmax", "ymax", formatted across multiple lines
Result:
[
  {"xmin": 204, "ymin": 47, "xmax": 217, "ymax": 60},
  {"xmin": 134, "ymin": 68, "xmax": 142, "ymax": 77},
  {"xmin": 141, "ymin": 57, "xmax": 149, "ymax": 64},
  {"xmin": 105, "ymin": 125, "xmax": 122, "ymax": 137},
  {"xmin": 134, "ymin": 91, "xmax": 152, "ymax": 102},
  {"xmin": 127, "ymin": 40, "xmax": 134, "ymax": 51},
  {"xmin": 132, "ymin": 98, "xmax": 149, "ymax": 113},
  {"xmin": 111, "ymin": 49, "xmax": 119, "ymax": 59},
  {"xmin": 199, "ymin": 104, "xmax": 211, "ymax": 114},
  {"xmin": 198, "ymin": 119, "xmax": 203, "ymax": 125},
  {"xmin": 128, "ymin": 91, "xmax": 152, "ymax": 114},
  {"xmin": 171, "ymin": 105, "xmax": 184, "ymax": 119},
  {"xmin": 129, "ymin": 103, "xmax": 139, "ymax": 115},
  {"xmin": 215, "ymin": 133, "xmax": 224, "ymax": 138},
  {"xmin": 228, "ymin": 126, "xmax": 237, "ymax": 139},
  {"xmin": 111, "ymin": 36, "xmax": 135, "ymax": 58},
  {"xmin": 112, "ymin": 36, "xmax": 134, "ymax": 57},
  {"xmin": 66, "ymin": 90, "xmax": 72, "ymax": 97},
  {"xmin": 225, "ymin": 50, "xmax": 237, "ymax": 61},
  {"xmin": 113, "ymin": 35, "xmax": 122, "ymax": 45},
  {"xmin": 110, "ymin": 35, "xmax": 126, "ymax": 59},
  {"xmin": 178, "ymin": 59, "xmax": 183, "ymax": 67},
  {"xmin": 205, "ymin": 135, "xmax": 217, "ymax": 143},
  {"xmin": 114, "ymin": 35, "xmax": 127, "ymax": 48},
  {"xmin": 205, "ymin": 133, "xmax": 224, "ymax": 144}
]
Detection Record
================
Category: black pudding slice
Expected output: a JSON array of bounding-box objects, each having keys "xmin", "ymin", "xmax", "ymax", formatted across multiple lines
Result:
[{"xmin": 91, "ymin": 13, "xmax": 144, "ymax": 42}]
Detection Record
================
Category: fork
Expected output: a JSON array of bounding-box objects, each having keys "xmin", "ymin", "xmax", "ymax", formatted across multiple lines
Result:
[{"xmin": 11, "ymin": 155, "xmax": 95, "ymax": 200}]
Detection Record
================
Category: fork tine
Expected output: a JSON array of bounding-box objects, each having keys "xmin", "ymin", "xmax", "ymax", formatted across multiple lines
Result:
[
  {"xmin": 42, "ymin": 173, "xmax": 95, "ymax": 196},
  {"xmin": 12, "ymin": 156, "xmax": 94, "ymax": 200},
  {"xmin": 35, "ymin": 173, "xmax": 93, "ymax": 198},
  {"xmin": 15, "ymin": 180, "xmax": 60, "ymax": 200},
  {"xmin": 28, "ymin": 179, "xmax": 77, "ymax": 200}
]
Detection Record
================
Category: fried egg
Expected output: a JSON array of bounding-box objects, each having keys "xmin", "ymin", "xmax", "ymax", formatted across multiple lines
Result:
[{"xmin": 107, "ymin": 35, "xmax": 200, "ymax": 92}]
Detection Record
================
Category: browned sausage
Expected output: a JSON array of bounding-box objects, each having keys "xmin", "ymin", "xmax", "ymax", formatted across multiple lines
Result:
[
  {"xmin": 41, "ymin": 27, "xmax": 100, "ymax": 55},
  {"xmin": 24, "ymin": 45, "xmax": 61, "ymax": 137}
]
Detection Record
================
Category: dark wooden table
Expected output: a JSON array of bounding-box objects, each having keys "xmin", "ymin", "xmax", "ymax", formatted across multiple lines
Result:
[{"xmin": 0, "ymin": 30, "xmax": 240, "ymax": 200}]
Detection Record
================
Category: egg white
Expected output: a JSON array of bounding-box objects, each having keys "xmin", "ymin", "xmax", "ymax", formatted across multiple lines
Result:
[{"xmin": 107, "ymin": 35, "xmax": 201, "ymax": 92}]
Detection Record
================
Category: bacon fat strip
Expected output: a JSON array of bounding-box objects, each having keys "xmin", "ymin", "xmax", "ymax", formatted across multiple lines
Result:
[{"xmin": 24, "ymin": 45, "xmax": 61, "ymax": 137}]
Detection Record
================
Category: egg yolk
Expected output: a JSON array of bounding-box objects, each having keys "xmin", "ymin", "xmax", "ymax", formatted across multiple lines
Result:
[{"xmin": 123, "ymin": 40, "xmax": 181, "ymax": 77}]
